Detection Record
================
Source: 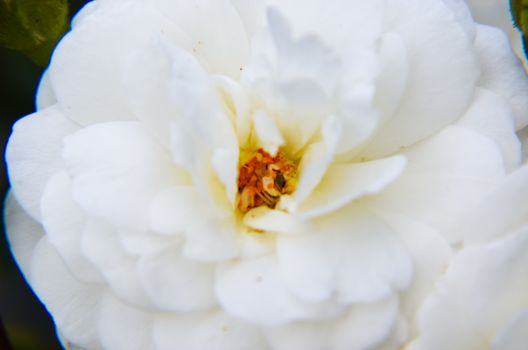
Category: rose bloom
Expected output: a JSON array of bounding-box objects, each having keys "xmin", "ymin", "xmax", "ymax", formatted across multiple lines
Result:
[{"xmin": 5, "ymin": 0, "xmax": 528, "ymax": 349}]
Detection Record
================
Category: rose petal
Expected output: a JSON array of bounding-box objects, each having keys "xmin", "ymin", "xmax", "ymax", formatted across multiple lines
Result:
[
  {"xmin": 474, "ymin": 24, "xmax": 528, "ymax": 130},
  {"xmin": 35, "ymin": 70, "xmax": 57, "ymax": 110},
  {"xmin": 137, "ymin": 248, "xmax": 216, "ymax": 312},
  {"xmin": 4, "ymin": 193, "xmax": 45, "ymax": 279},
  {"xmin": 123, "ymin": 38, "xmax": 189, "ymax": 146},
  {"xmin": 165, "ymin": 43, "xmax": 239, "ymax": 203},
  {"xmin": 277, "ymin": 207, "xmax": 412, "ymax": 304},
  {"xmin": 212, "ymin": 75, "xmax": 252, "ymax": 145},
  {"xmin": 373, "ymin": 32, "xmax": 409, "ymax": 127},
  {"xmin": 243, "ymin": 206, "xmax": 301, "ymax": 234},
  {"xmin": 41, "ymin": 172, "xmax": 102, "ymax": 282},
  {"xmin": 333, "ymin": 297, "xmax": 401, "ymax": 350},
  {"xmin": 265, "ymin": 297, "xmax": 400, "ymax": 350},
  {"xmin": 242, "ymin": 9, "xmax": 341, "ymax": 152},
  {"xmin": 97, "ymin": 293, "xmax": 154, "ymax": 350},
  {"xmin": 149, "ymin": 186, "xmax": 202, "ymax": 235},
  {"xmin": 81, "ymin": 220, "xmax": 153, "ymax": 308},
  {"xmin": 267, "ymin": 0, "xmax": 385, "ymax": 49},
  {"xmin": 415, "ymin": 227, "xmax": 528, "ymax": 350},
  {"xmin": 298, "ymin": 155, "xmax": 406, "ymax": 219},
  {"xmin": 365, "ymin": 126, "xmax": 505, "ymax": 242},
  {"xmin": 252, "ymin": 110, "xmax": 285, "ymax": 155},
  {"xmin": 151, "ymin": 0, "xmax": 250, "ymax": 78},
  {"xmin": 6, "ymin": 105, "xmax": 79, "ymax": 221},
  {"xmin": 230, "ymin": 0, "xmax": 268, "ymax": 38},
  {"xmin": 49, "ymin": 0, "xmax": 180, "ymax": 125},
  {"xmin": 63, "ymin": 122, "xmax": 184, "ymax": 230},
  {"xmin": 216, "ymin": 256, "xmax": 343, "ymax": 326},
  {"xmin": 182, "ymin": 219, "xmax": 241, "ymax": 262},
  {"xmin": 450, "ymin": 163, "xmax": 528, "ymax": 243},
  {"xmin": 30, "ymin": 238, "xmax": 104, "ymax": 350},
  {"xmin": 492, "ymin": 308, "xmax": 528, "ymax": 350},
  {"xmin": 374, "ymin": 212, "xmax": 452, "ymax": 333},
  {"xmin": 291, "ymin": 115, "xmax": 342, "ymax": 208},
  {"xmin": 362, "ymin": 0, "xmax": 480, "ymax": 157},
  {"xmin": 153, "ymin": 311, "xmax": 268, "ymax": 350},
  {"xmin": 457, "ymin": 88, "xmax": 521, "ymax": 172}
]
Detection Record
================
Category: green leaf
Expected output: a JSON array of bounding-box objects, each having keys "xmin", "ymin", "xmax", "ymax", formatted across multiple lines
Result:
[
  {"xmin": 511, "ymin": 0, "xmax": 528, "ymax": 57},
  {"xmin": 0, "ymin": 0, "xmax": 69, "ymax": 66}
]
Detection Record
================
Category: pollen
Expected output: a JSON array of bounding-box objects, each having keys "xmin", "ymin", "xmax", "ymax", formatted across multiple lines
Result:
[{"xmin": 237, "ymin": 148, "xmax": 297, "ymax": 213}]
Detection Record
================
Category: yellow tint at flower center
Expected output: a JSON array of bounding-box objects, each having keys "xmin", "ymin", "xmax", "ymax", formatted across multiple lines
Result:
[{"xmin": 236, "ymin": 149, "xmax": 297, "ymax": 213}]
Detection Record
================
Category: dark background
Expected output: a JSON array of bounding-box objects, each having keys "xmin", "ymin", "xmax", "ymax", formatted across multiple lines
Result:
[{"xmin": 1, "ymin": 1, "xmax": 90, "ymax": 349}]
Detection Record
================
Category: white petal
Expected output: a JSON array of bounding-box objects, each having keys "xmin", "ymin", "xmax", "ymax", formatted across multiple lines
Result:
[
  {"xmin": 97, "ymin": 293, "xmax": 154, "ymax": 350},
  {"xmin": 63, "ymin": 122, "xmax": 183, "ymax": 231},
  {"xmin": 123, "ymin": 38, "xmax": 189, "ymax": 146},
  {"xmin": 49, "ymin": 0, "xmax": 180, "ymax": 125},
  {"xmin": 212, "ymin": 147, "xmax": 239, "ymax": 205},
  {"xmin": 334, "ymin": 49, "xmax": 380, "ymax": 155},
  {"xmin": 365, "ymin": 126, "xmax": 505, "ymax": 242},
  {"xmin": 252, "ymin": 110, "xmax": 284, "ymax": 155},
  {"xmin": 519, "ymin": 126, "xmax": 528, "ymax": 162},
  {"xmin": 267, "ymin": 0, "xmax": 385, "ymax": 50},
  {"xmin": 450, "ymin": 162, "xmax": 528, "ymax": 243},
  {"xmin": 6, "ymin": 105, "xmax": 79, "ymax": 221},
  {"xmin": 457, "ymin": 88, "xmax": 521, "ymax": 172},
  {"xmin": 169, "ymin": 119, "xmax": 200, "ymax": 176},
  {"xmin": 474, "ymin": 24, "xmax": 528, "ymax": 130},
  {"xmin": 150, "ymin": 187, "xmax": 240, "ymax": 261},
  {"xmin": 416, "ymin": 227, "xmax": 528, "ymax": 350},
  {"xmin": 151, "ymin": 0, "xmax": 250, "ymax": 78},
  {"xmin": 440, "ymin": 0, "xmax": 476, "ymax": 39},
  {"xmin": 153, "ymin": 311, "xmax": 268, "ymax": 350},
  {"xmin": 137, "ymin": 248, "xmax": 216, "ymax": 312},
  {"xmin": 373, "ymin": 32, "xmax": 409, "ymax": 126},
  {"xmin": 213, "ymin": 75, "xmax": 252, "ymax": 145},
  {"xmin": 35, "ymin": 69, "xmax": 57, "ymax": 110},
  {"xmin": 265, "ymin": 318, "xmax": 334, "ymax": 350},
  {"xmin": 374, "ymin": 212, "xmax": 452, "ymax": 334},
  {"xmin": 4, "ymin": 193, "xmax": 45, "ymax": 279},
  {"xmin": 81, "ymin": 220, "xmax": 153, "ymax": 308},
  {"xmin": 166, "ymin": 45, "xmax": 238, "ymax": 152},
  {"xmin": 333, "ymin": 297, "xmax": 400, "ymax": 350},
  {"xmin": 242, "ymin": 9, "xmax": 341, "ymax": 152},
  {"xmin": 243, "ymin": 206, "xmax": 301, "ymax": 234},
  {"xmin": 165, "ymin": 43, "xmax": 239, "ymax": 202},
  {"xmin": 41, "ymin": 172, "xmax": 102, "ymax": 282},
  {"xmin": 149, "ymin": 186, "xmax": 201, "ymax": 235},
  {"xmin": 277, "ymin": 207, "xmax": 412, "ymax": 304},
  {"xmin": 265, "ymin": 297, "xmax": 400, "ymax": 350},
  {"xmin": 362, "ymin": 0, "xmax": 480, "ymax": 157},
  {"xmin": 216, "ymin": 256, "xmax": 343, "ymax": 326},
  {"xmin": 238, "ymin": 230, "xmax": 276, "ymax": 259},
  {"xmin": 299, "ymin": 155, "xmax": 407, "ymax": 219},
  {"xmin": 117, "ymin": 230, "xmax": 173, "ymax": 257},
  {"xmin": 182, "ymin": 219, "xmax": 241, "ymax": 262},
  {"xmin": 292, "ymin": 115, "xmax": 342, "ymax": 208},
  {"xmin": 493, "ymin": 308, "xmax": 528, "ymax": 350},
  {"xmin": 30, "ymin": 238, "xmax": 104, "ymax": 350},
  {"xmin": 230, "ymin": 0, "xmax": 268, "ymax": 38}
]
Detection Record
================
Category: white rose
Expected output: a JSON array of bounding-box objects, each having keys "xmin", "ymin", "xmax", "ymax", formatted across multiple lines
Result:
[{"xmin": 5, "ymin": 0, "xmax": 528, "ymax": 349}]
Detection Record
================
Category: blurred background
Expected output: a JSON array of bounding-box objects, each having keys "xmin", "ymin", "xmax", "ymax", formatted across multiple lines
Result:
[{"xmin": 1, "ymin": 1, "xmax": 90, "ymax": 349}]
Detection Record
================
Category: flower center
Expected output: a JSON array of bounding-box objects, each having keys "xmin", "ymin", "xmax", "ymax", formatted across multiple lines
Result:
[{"xmin": 236, "ymin": 148, "xmax": 297, "ymax": 213}]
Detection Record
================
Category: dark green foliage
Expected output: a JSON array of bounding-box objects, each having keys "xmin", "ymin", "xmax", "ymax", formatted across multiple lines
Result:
[
  {"xmin": 511, "ymin": 0, "xmax": 528, "ymax": 57},
  {"xmin": 0, "ymin": 0, "xmax": 69, "ymax": 66}
]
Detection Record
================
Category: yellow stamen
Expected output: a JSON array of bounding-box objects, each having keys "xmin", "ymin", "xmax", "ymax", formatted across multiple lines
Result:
[{"xmin": 236, "ymin": 148, "xmax": 297, "ymax": 213}]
